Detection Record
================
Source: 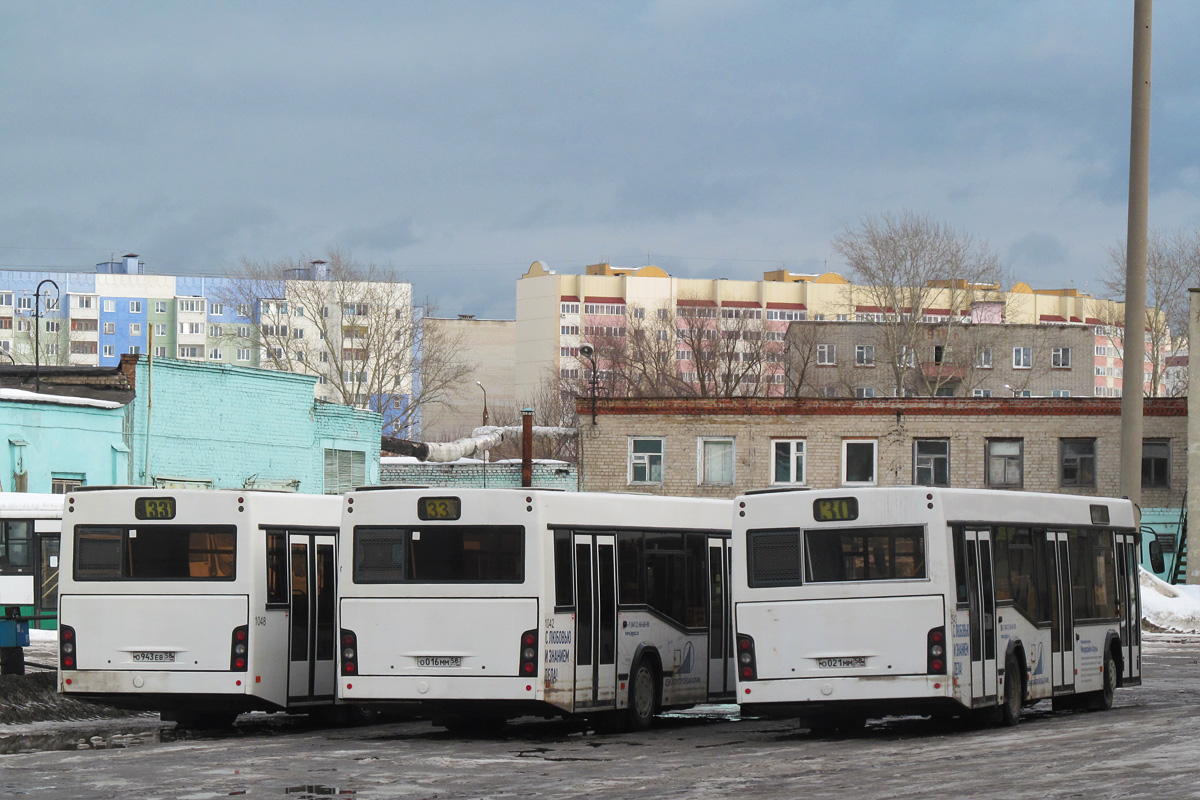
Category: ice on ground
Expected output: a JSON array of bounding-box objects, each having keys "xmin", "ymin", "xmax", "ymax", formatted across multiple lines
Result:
[{"xmin": 1141, "ymin": 567, "xmax": 1200, "ymax": 633}]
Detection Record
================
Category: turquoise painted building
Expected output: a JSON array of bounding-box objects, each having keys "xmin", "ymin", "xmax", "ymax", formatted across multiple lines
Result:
[
  {"xmin": 1, "ymin": 392, "xmax": 129, "ymax": 493},
  {"xmin": 123, "ymin": 355, "xmax": 381, "ymax": 493}
]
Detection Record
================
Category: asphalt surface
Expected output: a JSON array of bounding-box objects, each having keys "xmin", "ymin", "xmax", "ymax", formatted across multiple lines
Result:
[{"xmin": 2, "ymin": 633, "xmax": 1199, "ymax": 799}]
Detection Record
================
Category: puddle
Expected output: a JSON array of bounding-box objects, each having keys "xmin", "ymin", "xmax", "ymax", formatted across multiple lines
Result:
[{"xmin": 0, "ymin": 728, "xmax": 165, "ymax": 755}]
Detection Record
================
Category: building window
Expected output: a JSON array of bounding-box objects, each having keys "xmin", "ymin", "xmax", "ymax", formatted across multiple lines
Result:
[
  {"xmin": 129, "ymin": 301, "xmax": 142, "ymax": 314},
  {"xmin": 972, "ymin": 389, "xmax": 992, "ymax": 397},
  {"xmin": 1060, "ymin": 439, "xmax": 1096, "ymax": 487},
  {"xmin": 842, "ymin": 439, "xmax": 877, "ymax": 486},
  {"xmin": 49, "ymin": 477, "xmax": 83, "ymax": 495},
  {"xmin": 178, "ymin": 345, "xmax": 201, "ymax": 359},
  {"xmin": 324, "ymin": 448, "xmax": 366, "ymax": 494},
  {"xmin": 102, "ymin": 299, "xmax": 115, "ymax": 313},
  {"xmin": 629, "ymin": 438, "xmax": 664, "ymax": 484},
  {"xmin": 154, "ymin": 324, "xmax": 166, "ymax": 337},
  {"xmin": 102, "ymin": 344, "xmax": 115, "ymax": 358},
  {"xmin": 102, "ymin": 322, "xmax": 115, "ymax": 335},
  {"xmin": 209, "ymin": 348, "xmax": 223, "ymax": 360},
  {"xmin": 1142, "ymin": 439, "xmax": 1170, "ymax": 489},
  {"xmin": 16, "ymin": 296, "xmax": 32, "ymax": 311},
  {"xmin": 1011, "ymin": 388, "xmax": 1031, "ymax": 398},
  {"xmin": 154, "ymin": 346, "xmax": 167, "ymax": 358},
  {"xmin": 772, "ymin": 439, "xmax": 805, "ymax": 485},
  {"xmin": 45, "ymin": 320, "xmax": 60, "ymax": 332},
  {"xmin": 855, "ymin": 345, "xmax": 874, "ymax": 366},
  {"xmin": 155, "ymin": 301, "xmax": 168, "ymax": 313},
  {"xmin": 209, "ymin": 325, "xmax": 222, "ymax": 337},
  {"xmin": 698, "ymin": 437, "xmax": 734, "ymax": 486},
  {"xmin": 1013, "ymin": 347, "xmax": 1032, "ymax": 369},
  {"xmin": 914, "ymin": 439, "xmax": 950, "ymax": 487},
  {"xmin": 237, "ymin": 348, "xmax": 251, "ymax": 361},
  {"xmin": 1051, "ymin": 389, "xmax": 1071, "ymax": 397},
  {"xmin": 1052, "ymin": 347, "xmax": 1071, "ymax": 368},
  {"xmin": 76, "ymin": 295, "xmax": 94, "ymax": 309},
  {"xmin": 179, "ymin": 322, "xmax": 203, "ymax": 335},
  {"xmin": 178, "ymin": 298, "xmax": 206, "ymax": 313},
  {"xmin": 986, "ymin": 439, "xmax": 1023, "ymax": 488},
  {"xmin": 0, "ymin": 292, "xmax": 11, "ymax": 306},
  {"xmin": 129, "ymin": 323, "xmax": 141, "ymax": 336},
  {"xmin": 127, "ymin": 345, "xmax": 140, "ymax": 355},
  {"xmin": 210, "ymin": 303, "xmax": 224, "ymax": 316},
  {"xmin": 817, "ymin": 344, "xmax": 836, "ymax": 365},
  {"xmin": 855, "ymin": 387, "xmax": 875, "ymax": 398}
]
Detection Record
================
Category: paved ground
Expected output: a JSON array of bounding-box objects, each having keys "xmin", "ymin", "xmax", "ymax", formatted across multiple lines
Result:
[{"xmin": 3, "ymin": 634, "xmax": 1199, "ymax": 799}]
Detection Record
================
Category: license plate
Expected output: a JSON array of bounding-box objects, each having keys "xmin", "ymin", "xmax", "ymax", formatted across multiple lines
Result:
[
  {"xmin": 817, "ymin": 657, "xmax": 866, "ymax": 669},
  {"xmin": 132, "ymin": 651, "xmax": 176, "ymax": 663},
  {"xmin": 416, "ymin": 656, "xmax": 462, "ymax": 668}
]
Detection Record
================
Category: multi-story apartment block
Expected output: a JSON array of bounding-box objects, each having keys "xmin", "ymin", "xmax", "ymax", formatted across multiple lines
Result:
[
  {"xmin": 516, "ymin": 261, "xmax": 1161, "ymax": 401},
  {"xmin": 0, "ymin": 254, "xmax": 415, "ymax": 433}
]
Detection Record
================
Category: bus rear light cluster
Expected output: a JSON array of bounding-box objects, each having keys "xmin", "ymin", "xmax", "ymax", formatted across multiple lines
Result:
[
  {"xmin": 927, "ymin": 626, "xmax": 947, "ymax": 675},
  {"xmin": 341, "ymin": 629, "xmax": 359, "ymax": 676},
  {"xmin": 60, "ymin": 625, "xmax": 77, "ymax": 670},
  {"xmin": 230, "ymin": 625, "xmax": 249, "ymax": 671},
  {"xmin": 519, "ymin": 629, "xmax": 538, "ymax": 676},
  {"xmin": 737, "ymin": 634, "xmax": 757, "ymax": 681}
]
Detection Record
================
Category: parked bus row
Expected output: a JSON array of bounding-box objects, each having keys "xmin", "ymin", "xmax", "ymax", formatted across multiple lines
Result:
[
  {"xmin": 0, "ymin": 493, "xmax": 62, "ymax": 675},
  {"xmin": 50, "ymin": 485, "xmax": 1140, "ymax": 732}
]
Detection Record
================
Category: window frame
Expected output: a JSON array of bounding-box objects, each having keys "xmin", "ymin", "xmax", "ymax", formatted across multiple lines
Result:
[
  {"xmin": 771, "ymin": 439, "xmax": 806, "ymax": 485},
  {"xmin": 1142, "ymin": 438, "xmax": 1170, "ymax": 489},
  {"xmin": 697, "ymin": 436, "xmax": 735, "ymax": 487},
  {"xmin": 854, "ymin": 344, "xmax": 874, "ymax": 366},
  {"xmin": 841, "ymin": 438, "xmax": 878, "ymax": 486},
  {"xmin": 817, "ymin": 343, "xmax": 836, "ymax": 365},
  {"xmin": 1013, "ymin": 347, "xmax": 1032, "ymax": 369},
  {"xmin": 1052, "ymin": 347, "xmax": 1071, "ymax": 369},
  {"xmin": 913, "ymin": 438, "xmax": 950, "ymax": 487},
  {"xmin": 986, "ymin": 438, "xmax": 1024, "ymax": 488},
  {"xmin": 628, "ymin": 437, "xmax": 665, "ymax": 485},
  {"xmin": 1060, "ymin": 438, "xmax": 1097, "ymax": 488}
]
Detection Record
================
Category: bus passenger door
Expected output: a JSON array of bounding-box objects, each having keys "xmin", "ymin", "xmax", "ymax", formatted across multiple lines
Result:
[
  {"xmin": 964, "ymin": 529, "xmax": 998, "ymax": 704},
  {"xmin": 707, "ymin": 541, "xmax": 732, "ymax": 696},
  {"xmin": 1046, "ymin": 531, "xmax": 1075, "ymax": 692},
  {"xmin": 573, "ymin": 534, "xmax": 617, "ymax": 709},
  {"xmin": 288, "ymin": 533, "xmax": 338, "ymax": 703},
  {"xmin": 1115, "ymin": 532, "xmax": 1140, "ymax": 682},
  {"xmin": 36, "ymin": 534, "xmax": 59, "ymax": 625}
]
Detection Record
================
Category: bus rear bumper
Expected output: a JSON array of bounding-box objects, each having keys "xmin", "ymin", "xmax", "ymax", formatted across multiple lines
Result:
[
  {"xmin": 340, "ymin": 674, "xmax": 542, "ymax": 704},
  {"xmin": 739, "ymin": 675, "xmax": 963, "ymax": 719},
  {"xmin": 60, "ymin": 670, "xmax": 252, "ymax": 707}
]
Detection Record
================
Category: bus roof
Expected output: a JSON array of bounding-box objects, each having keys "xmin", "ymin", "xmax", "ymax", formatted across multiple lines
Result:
[{"xmin": 0, "ymin": 493, "xmax": 64, "ymax": 515}]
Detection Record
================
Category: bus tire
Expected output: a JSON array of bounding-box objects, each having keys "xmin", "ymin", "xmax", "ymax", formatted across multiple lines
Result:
[
  {"xmin": 1000, "ymin": 656, "xmax": 1022, "ymax": 727},
  {"xmin": 627, "ymin": 659, "xmax": 659, "ymax": 731},
  {"xmin": 1089, "ymin": 649, "xmax": 1117, "ymax": 712}
]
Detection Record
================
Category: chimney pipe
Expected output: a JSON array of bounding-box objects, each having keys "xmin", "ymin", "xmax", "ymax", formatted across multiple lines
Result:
[{"xmin": 521, "ymin": 407, "xmax": 534, "ymax": 488}]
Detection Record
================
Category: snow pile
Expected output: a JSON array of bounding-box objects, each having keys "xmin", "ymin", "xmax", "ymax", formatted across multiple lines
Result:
[
  {"xmin": 423, "ymin": 425, "xmax": 576, "ymax": 463},
  {"xmin": 1141, "ymin": 567, "xmax": 1200, "ymax": 633},
  {"xmin": 0, "ymin": 493, "xmax": 63, "ymax": 515},
  {"xmin": 0, "ymin": 387, "xmax": 124, "ymax": 409}
]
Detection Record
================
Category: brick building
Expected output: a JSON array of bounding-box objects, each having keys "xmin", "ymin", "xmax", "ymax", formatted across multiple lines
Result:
[{"xmin": 575, "ymin": 397, "xmax": 1185, "ymax": 515}]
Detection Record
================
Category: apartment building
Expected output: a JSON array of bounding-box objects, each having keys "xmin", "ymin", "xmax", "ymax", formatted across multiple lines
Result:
[
  {"xmin": 515, "ymin": 260, "xmax": 1156, "ymax": 402},
  {"xmin": 0, "ymin": 255, "xmax": 415, "ymax": 433}
]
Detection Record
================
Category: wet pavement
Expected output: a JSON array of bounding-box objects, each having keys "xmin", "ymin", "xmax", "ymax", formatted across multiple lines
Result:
[{"xmin": 3, "ymin": 634, "xmax": 1199, "ymax": 799}]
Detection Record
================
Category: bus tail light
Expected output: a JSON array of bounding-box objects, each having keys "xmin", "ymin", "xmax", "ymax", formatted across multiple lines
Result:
[
  {"xmin": 60, "ymin": 625, "xmax": 77, "ymax": 670},
  {"xmin": 230, "ymin": 625, "xmax": 249, "ymax": 672},
  {"xmin": 341, "ymin": 629, "xmax": 359, "ymax": 676},
  {"xmin": 927, "ymin": 626, "xmax": 947, "ymax": 675},
  {"xmin": 737, "ymin": 634, "xmax": 757, "ymax": 681},
  {"xmin": 519, "ymin": 629, "xmax": 538, "ymax": 676}
]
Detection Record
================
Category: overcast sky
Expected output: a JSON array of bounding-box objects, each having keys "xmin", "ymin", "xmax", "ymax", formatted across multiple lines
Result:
[{"xmin": 2, "ymin": 1, "xmax": 1198, "ymax": 318}]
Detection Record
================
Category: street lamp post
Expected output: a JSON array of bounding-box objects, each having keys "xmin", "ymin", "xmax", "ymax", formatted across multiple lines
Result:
[
  {"xmin": 579, "ymin": 344, "xmax": 598, "ymax": 425},
  {"xmin": 476, "ymin": 381, "xmax": 489, "ymax": 427},
  {"xmin": 33, "ymin": 279, "xmax": 60, "ymax": 394},
  {"xmin": 476, "ymin": 381, "xmax": 489, "ymax": 487}
]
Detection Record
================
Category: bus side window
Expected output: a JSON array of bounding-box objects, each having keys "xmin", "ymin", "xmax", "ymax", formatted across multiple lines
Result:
[
  {"xmin": 553, "ymin": 530, "xmax": 574, "ymax": 609},
  {"xmin": 617, "ymin": 531, "xmax": 644, "ymax": 605},
  {"xmin": 952, "ymin": 528, "xmax": 969, "ymax": 607},
  {"xmin": 266, "ymin": 531, "xmax": 288, "ymax": 607}
]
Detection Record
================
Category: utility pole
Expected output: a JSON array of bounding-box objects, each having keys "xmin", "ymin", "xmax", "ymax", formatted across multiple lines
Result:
[{"xmin": 1119, "ymin": 0, "xmax": 1152, "ymax": 513}]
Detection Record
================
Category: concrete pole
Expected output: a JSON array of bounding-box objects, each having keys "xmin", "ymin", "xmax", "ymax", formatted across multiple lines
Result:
[
  {"xmin": 1187, "ymin": 289, "xmax": 1200, "ymax": 583},
  {"xmin": 1119, "ymin": 0, "xmax": 1152, "ymax": 512}
]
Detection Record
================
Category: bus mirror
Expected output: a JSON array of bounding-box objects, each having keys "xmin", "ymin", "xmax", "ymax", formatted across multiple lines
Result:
[{"xmin": 1148, "ymin": 538, "xmax": 1165, "ymax": 574}]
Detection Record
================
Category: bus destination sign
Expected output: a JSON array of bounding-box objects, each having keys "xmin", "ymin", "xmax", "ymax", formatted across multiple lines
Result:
[
  {"xmin": 417, "ymin": 496, "xmax": 462, "ymax": 521},
  {"xmin": 134, "ymin": 497, "xmax": 177, "ymax": 520},
  {"xmin": 813, "ymin": 496, "xmax": 859, "ymax": 523}
]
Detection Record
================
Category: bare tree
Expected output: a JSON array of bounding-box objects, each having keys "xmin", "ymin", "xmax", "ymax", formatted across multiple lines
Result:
[
  {"xmin": 833, "ymin": 211, "xmax": 1006, "ymax": 395},
  {"xmin": 219, "ymin": 248, "xmax": 470, "ymax": 436},
  {"xmin": 1103, "ymin": 228, "xmax": 1198, "ymax": 396}
]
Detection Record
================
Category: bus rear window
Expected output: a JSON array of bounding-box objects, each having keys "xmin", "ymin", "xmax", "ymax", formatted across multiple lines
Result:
[
  {"xmin": 353, "ymin": 526, "xmax": 524, "ymax": 583},
  {"xmin": 804, "ymin": 525, "xmax": 926, "ymax": 582},
  {"xmin": 74, "ymin": 526, "xmax": 237, "ymax": 581}
]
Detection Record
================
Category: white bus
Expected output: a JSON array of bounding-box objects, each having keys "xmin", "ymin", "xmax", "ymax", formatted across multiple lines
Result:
[
  {"xmin": 58, "ymin": 488, "xmax": 343, "ymax": 727},
  {"xmin": 732, "ymin": 487, "xmax": 1140, "ymax": 731},
  {"xmin": 1, "ymin": 493, "xmax": 63, "ymax": 675},
  {"xmin": 337, "ymin": 488, "xmax": 735, "ymax": 731}
]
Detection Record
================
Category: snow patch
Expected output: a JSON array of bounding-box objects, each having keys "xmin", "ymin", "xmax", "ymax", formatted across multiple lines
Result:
[
  {"xmin": 1141, "ymin": 567, "xmax": 1200, "ymax": 633},
  {"xmin": 0, "ymin": 388, "xmax": 124, "ymax": 409}
]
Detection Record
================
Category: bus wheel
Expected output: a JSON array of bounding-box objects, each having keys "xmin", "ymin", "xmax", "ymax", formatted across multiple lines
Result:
[
  {"xmin": 627, "ymin": 659, "xmax": 659, "ymax": 731},
  {"xmin": 1000, "ymin": 656, "xmax": 1022, "ymax": 727},
  {"xmin": 1088, "ymin": 650, "xmax": 1117, "ymax": 712}
]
